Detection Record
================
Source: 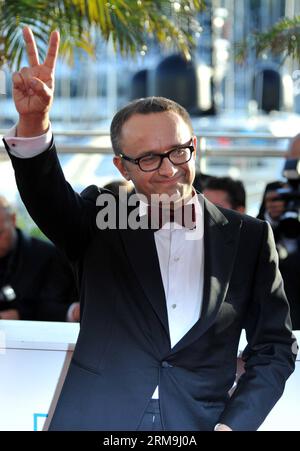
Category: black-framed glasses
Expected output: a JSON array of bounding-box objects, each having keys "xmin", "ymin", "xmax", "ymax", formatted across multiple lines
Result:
[{"xmin": 119, "ymin": 138, "xmax": 195, "ymax": 172}]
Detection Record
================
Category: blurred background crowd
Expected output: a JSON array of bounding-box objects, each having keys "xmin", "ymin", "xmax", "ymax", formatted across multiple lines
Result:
[{"xmin": 1, "ymin": 0, "xmax": 300, "ymax": 329}]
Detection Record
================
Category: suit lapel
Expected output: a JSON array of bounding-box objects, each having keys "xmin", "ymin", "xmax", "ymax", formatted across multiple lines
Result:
[
  {"xmin": 172, "ymin": 198, "xmax": 242, "ymax": 353},
  {"xmin": 119, "ymin": 196, "xmax": 242, "ymax": 352},
  {"xmin": 120, "ymin": 226, "xmax": 170, "ymax": 338}
]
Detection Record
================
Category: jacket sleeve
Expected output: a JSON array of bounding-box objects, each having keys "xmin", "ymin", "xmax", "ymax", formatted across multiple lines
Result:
[
  {"xmin": 3, "ymin": 139, "xmax": 99, "ymax": 261},
  {"xmin": 35, "ymin": 248, "xmax": 78, "ymax": 322},
  {"xmin": 219, "ymin": 221, "xmax": 298, "ymax": 431}
]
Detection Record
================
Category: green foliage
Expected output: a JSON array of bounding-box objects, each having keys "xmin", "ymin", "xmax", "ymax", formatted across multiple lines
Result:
[
  {"xmin": 236, "ymin": 15, "xmax": 300, "ymax": 63},
  {"xmin": 0, "ymin": 0, "xmax": 205, "ymax": 69}
]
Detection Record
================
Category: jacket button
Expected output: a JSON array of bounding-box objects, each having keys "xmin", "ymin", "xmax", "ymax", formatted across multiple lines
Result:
[{"xmin": 161, "ymin": 361, "xmax": 173, "ymax": 368}]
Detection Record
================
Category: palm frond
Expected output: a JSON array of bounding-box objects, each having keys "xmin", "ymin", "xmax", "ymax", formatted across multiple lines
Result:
[
  {"xmin": 0, "ymin": 0, "xmax": 205, "ymax": 69},
  {"xmin": 236, "ymin": 15, "xmax": 300, "ymax": 64}
]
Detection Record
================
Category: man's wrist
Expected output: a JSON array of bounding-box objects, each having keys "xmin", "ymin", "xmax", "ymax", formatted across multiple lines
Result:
[{"xmin": 17, "ymin": 113, "xmax": 50, "ymax": 137}]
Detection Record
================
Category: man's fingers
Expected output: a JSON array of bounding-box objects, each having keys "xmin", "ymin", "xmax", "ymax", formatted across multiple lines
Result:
[
  {"xmin": 28, "ymin": 77, "xmax": 52, "ymax": 103},
  {"xmin": 45, "ymin": 30, "xmax": 60, "ymax": 70},
  {"xmin": 22, "ymin": 26, "xmax": 59, "ymax": 71},
  {"xmin": 16, "ymin": 66, "xmax": 32, "ymax": 91},
  {"xmin": 23, "ymin": 26, "xmax": 39, "ymax": 67},
  {"xmin": 0, "ymin": 309, "xmax": 20, "ymax": 320},
  {"xmin": 12, "ymin": 72, "xmax": 26, "ymax": 90}
]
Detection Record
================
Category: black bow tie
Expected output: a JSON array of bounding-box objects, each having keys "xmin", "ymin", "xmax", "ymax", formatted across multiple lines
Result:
[{"xmin": 147, "ymin": 203, "xmax": 196, "ymax": 229}]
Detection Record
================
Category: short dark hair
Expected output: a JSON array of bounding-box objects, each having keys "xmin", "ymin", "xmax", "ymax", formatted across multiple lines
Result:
[
  {"xmin": 203, "ymin": 176, "xmax": 246, "ymax": 209},
  {"xmin": 110, "ymin": 96, "xmax": 193, "ymax": 155}
]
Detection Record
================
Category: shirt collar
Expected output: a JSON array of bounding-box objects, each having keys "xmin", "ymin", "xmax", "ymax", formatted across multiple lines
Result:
[{"xmin": 138, "ymin": 189, "xmax": 203, "ymax": 231}]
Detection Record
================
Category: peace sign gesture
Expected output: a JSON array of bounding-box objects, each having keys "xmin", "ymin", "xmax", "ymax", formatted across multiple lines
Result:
[{"xmin": 13, "ymin": 27, "xmax": 60, "ymax": 136}]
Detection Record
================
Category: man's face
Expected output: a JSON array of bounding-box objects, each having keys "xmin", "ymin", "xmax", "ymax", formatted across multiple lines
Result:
[
  {"xmin": 0, "ymin": 210, "xmax": 16, "ymax": 258},
  {"xmin": 113, "ymin": 112, "xmax": 196, "ymax": 204},
  {"xmin": 203, "ymin": 189, "xmax": 233, "ymax": 209},
  {"xmin": 264, "ymin": 190, "xmax": 285, "ymax": 220}
]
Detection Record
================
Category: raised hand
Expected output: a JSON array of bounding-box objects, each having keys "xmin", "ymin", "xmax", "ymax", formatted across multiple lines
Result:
[{"xmin": 13, "ymin": 27, "xmax": 60, "ymax": 136}]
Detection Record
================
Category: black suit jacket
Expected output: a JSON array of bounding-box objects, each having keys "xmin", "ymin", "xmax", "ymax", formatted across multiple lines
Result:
[
  {"xmin": 0, "ymin": 228, "xmax": 76, "ymax": 321},
  {"xmin": 5, "ymin": 141, "xmax": 296, "ymax": 431},
  {"xmin": 279, "ymin": 248, "xmax": 300, "ymax": 329}
]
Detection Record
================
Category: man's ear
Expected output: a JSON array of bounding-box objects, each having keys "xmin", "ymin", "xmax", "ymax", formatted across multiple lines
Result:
[
  {"xmin": 192, "ymin": 135, "xmax": 197, "ymax": 159},
  {"xmin": 113, "ymin": 156, "xmax": 131, "ymax": 181}
]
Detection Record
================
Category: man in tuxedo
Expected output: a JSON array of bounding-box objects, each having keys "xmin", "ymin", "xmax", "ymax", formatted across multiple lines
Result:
[
  {"xmin": 256, "ymin": 133, "xmax": 300, "ymax": 330},
  {"xmin": 3, "ymin": 27, "xmax": 297, "ymax": 431},
  {"xmin": 0, "ymin": 195, "xmax": 78, "ymax": 321},
  {"xmin": 257, "ymin": 133, "xmax": 300, "ymax": 222}
]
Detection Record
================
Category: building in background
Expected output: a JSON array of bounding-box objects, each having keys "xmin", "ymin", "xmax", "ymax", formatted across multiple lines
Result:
[
  {"xmin": 1, "ymin": 0, "xmax": 300, "ymax": 128},
  {"xmin": 1, "ymin": 0, "xmax": 300, "ymax": 230}
]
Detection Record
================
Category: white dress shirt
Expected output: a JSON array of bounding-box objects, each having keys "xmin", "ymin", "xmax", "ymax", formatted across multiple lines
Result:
[
  {"xmin": 5, "ymin": 127, "xmax": 205, "ymax": 399},
  {"xmin": 5, "ymin": 124, "xmax": 52, "ymax": 157},
  {"xmin": 139, "ymin": 196, "xmax": 204, "ymax": 398}
]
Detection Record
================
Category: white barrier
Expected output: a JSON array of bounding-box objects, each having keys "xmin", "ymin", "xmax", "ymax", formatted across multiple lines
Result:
[
  {"xmin": 0, "ymin": 320, "xmax": 298, "ymax": 431},
  {"xmin": 0, "ymin": 320, "xmax": 78, "ymax": 431}
]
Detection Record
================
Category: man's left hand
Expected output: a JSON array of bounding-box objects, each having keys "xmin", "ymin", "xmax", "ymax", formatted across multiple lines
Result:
[{"xmin": 0, "ymin": 309, "xmax": 20, "ymax": 320}]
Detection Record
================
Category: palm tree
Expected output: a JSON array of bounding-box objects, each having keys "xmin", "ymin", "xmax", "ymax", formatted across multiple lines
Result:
[
  {"xmin": 0, "ymin": 0, "xmax": 205, "ymax": 69},
  {"xmin": 236, "ymin": 15, "xmax": 300, "ymax": 64}
]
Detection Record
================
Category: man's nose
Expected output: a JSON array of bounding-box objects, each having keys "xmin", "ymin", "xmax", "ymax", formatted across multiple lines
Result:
[{"xmin": 158, "ymin": 156, "xmax": 177, "ymax": 176}]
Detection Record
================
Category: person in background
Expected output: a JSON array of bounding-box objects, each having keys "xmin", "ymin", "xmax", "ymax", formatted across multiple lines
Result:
[
  {"xmin": 3, "ymin": 27, "xmax": 296, "ymax": 431},
  {"xmin": 103, "ymin": 179, "xmax": 133, "ymax": 195},
  {"xmin": 203, "ymin": 176, "xmax": 246, "ymax": 213},
  {"xmin": 0, "ymin": 195, "xmax": 78, "ymax": 321},
  {"xmin": 257, "ymin": 134, "xmax": 300, "ymax": 330},
  {"xmin": 257, "ymin": 133, "xmax": 300, "ymax": 223}
]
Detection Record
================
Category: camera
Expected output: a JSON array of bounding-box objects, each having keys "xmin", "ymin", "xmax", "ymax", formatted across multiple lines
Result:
[
  {"xmin": 274, "ymin": 159, "xmax": 300, "ymax": 239},
  {"xmin": 0, "ymin": 285, "xmax": 17, "ymax": 310}
]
